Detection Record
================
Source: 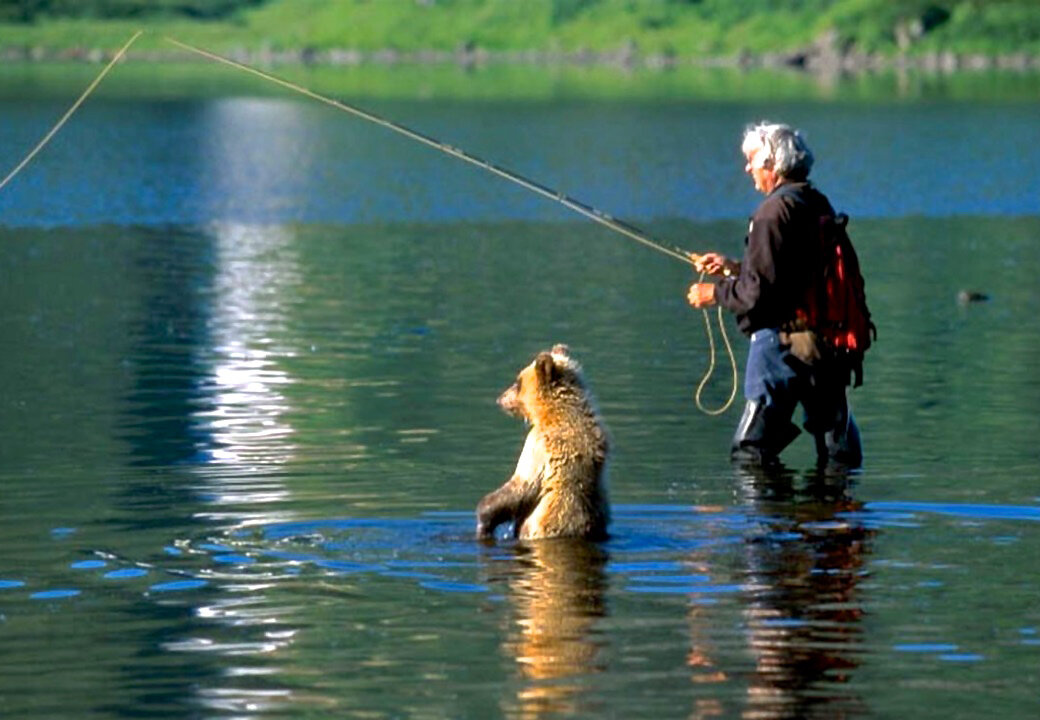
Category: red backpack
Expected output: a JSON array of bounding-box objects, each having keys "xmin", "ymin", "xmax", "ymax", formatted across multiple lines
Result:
[{"xmin": 795, "ymin": 212, "xmax": 876, "ymax": 387}]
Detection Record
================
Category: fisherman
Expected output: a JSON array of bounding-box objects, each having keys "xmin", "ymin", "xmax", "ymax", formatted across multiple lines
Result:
[{"xmin": 686, "ymin": 122, "xmax": 863, "ymax": 468}]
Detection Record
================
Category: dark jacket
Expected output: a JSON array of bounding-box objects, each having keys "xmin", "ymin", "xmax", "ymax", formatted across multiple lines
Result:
[{"xmin": 715, "ymin": 181, "xmax": 834, "ymax": 335}]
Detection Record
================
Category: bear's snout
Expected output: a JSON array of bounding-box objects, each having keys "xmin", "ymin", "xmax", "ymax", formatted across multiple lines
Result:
[{"xmin": 498, "ymin": 383, "xmax": 522, "ymax": 415}]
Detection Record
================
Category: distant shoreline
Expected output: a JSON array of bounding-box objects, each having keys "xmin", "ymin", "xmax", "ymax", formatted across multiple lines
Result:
[{"xmin": 3, "ymin": 45, "xmax": 1040, "ymax": 75}]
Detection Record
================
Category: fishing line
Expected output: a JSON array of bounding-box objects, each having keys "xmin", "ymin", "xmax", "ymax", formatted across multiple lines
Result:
[
  {"xmin": 694, "ymin": 274, "xmax": 739, "ymax": 415},
  {"xmin": 166, "ymin": 37, "xmax": 694, "ymax": 264},
  {"xmin": 165, "ymin": 36, "xmax": 738, "ymax": 415},
  {"xmin": 0, "ymin": 30, "xmax": 142, "ymax": 194}
]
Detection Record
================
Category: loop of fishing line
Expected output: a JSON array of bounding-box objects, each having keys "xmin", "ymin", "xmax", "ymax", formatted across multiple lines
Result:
[
  {"xmin": 693, "ymin": 274, "xmax": 739, "ymax": 416},
  {"xmin": 0, "ymin": 30, "xmax": 142, "ymax": 194}
]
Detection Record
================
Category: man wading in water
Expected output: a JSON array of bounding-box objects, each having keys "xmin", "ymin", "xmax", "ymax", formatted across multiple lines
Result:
[{"xmin": 687, "ymin": 122, "xmax": 863, "ymax": 469}]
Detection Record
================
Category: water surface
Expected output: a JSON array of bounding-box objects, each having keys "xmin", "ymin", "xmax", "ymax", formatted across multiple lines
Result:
[{"xmin": 1, "ymin": 71, "xmax": 1038, "ymax": 718}]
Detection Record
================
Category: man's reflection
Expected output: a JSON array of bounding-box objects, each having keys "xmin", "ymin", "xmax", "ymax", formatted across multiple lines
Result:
[
  {"xmin": 685, "ymin": 551, "xmax": 730, "ymax": 720},
  {"xmin": 737, "ymin": 463, "xmax": 872, "ymax": 719},
  {"xmin": 489, "ymin": 539, "xmax": 609, "ymax": 719}
]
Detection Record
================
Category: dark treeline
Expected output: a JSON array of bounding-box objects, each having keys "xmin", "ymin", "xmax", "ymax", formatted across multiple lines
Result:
[{"xmin": 0, "ymin": 0, "xmax": 265, "ymax": 22}]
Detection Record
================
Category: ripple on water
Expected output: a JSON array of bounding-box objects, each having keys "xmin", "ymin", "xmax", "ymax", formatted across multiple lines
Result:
[
  {"xmin": 211, "ymin": 554, "xmax": 256, "ymax": 565},
  {"xmin": 30, "ymin": 589, "xmax": 81, "ymax": 600},
  {"xmin": 70, "ymin": 560, "xmax": 106, "ymax": 570},
  {"xmin": 149, "ymin": 579, "xmax": 209, "ymax": 593},
  {"xmin": 104, "ymin": 568, "xmax": 149, "ymax": 580},
  {"xmin": 894, "ymin": 643, "xmax": 960, "ymax": 653}
]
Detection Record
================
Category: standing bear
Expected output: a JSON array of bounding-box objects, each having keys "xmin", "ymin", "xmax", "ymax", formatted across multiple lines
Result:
[{"xmin": 476, "ymin": 344, "xmax": 610, "ymax": 541}]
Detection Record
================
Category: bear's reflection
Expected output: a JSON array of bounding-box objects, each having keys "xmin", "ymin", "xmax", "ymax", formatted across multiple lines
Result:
[{"xmin": 490, "ymin": 538, "xmax": 609, "ymax": 719}]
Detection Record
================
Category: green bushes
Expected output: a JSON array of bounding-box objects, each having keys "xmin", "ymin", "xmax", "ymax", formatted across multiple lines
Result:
[{"xmin": 1, "ymin": 0, "xmax": 1038, "ymax": 57}]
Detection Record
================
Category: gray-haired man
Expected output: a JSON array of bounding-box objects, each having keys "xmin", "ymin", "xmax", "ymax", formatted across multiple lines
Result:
[{"xmin": 688, "ymin": 122, "xmax": 863, "ymax": 468}]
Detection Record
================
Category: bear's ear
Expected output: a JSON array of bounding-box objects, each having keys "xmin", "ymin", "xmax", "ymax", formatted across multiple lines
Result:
[
  {"xmin": 534, "ymin": 352, "xmax": 557, "ymax": 385},
  {"xmin": 551, "ymin": 343, "xmax": 570, "ymax": 357}
]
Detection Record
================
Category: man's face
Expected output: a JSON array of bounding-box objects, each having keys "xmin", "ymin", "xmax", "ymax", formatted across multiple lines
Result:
[{"xmin": 744, "ymin": 145, "xmax": 778, "ymax": 194}]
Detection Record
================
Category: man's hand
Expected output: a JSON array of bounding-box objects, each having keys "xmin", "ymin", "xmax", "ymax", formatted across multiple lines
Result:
[
  {"xmin": 690, "ymin": 252, "xmax": 738, "ymax": 277},
  {"xmin": 687, "ymin": 282, "xmax": 717, "ymax": 309}
]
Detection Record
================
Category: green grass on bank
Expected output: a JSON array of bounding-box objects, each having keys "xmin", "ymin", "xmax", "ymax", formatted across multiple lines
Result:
[{"xmin": 1, "ymin": 0, "xmax": 1040, "ymax": 58}]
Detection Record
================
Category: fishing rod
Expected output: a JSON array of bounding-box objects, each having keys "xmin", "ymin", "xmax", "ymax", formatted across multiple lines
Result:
[
  {"xmin": 0, "ymin": 30, "xmax": 142, "ymax": 194},
  {"xmin": 165, "ymin": 36, "xmax": 738, "ymax": 414},
  {"xmin": 164, "ymin": 37, "xmax": 701, "ymax": 265}
]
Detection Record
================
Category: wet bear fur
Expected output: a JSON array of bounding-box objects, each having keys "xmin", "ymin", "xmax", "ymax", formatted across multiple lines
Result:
[{"xmin": 477, "ymin": 344, "xmax": 610, "ymax": 541}]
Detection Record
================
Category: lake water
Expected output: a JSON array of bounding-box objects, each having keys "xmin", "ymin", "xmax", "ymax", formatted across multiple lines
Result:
[{"xmin": 1, "ymin": 65, "xmax": 1039, "ymax": 719}]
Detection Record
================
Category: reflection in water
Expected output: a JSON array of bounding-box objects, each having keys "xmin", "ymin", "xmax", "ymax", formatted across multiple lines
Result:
[
  {"xmin": 195, "ymin": 98, "xmax": 322, "ymax": 223},
  {"xmin": 489, "ymin": 539, "xmax": 609, "ymax": 719},
  {"xmin": 737, "ymin": 465, "xmax": 873, "ymax": 720},
  {"xmin": 193, "ymin": 222, "xmax": 299, "ymax": 477},
  {"xmin": 120, "ymin": 226, "xmax": 215, "ymax": 471},
  {"xmin": 684, "ymin": 548, "xmax": 729, "ymax": 720},
  {"xmin": 173, "ymin": 221, "xmax": 305, "ymax": 715}
]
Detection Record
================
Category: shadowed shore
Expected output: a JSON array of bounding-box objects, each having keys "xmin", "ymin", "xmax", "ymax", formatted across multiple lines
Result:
[{"xmin": 3, "ymin": 42, "xmax": 1040, "ymax": 76}]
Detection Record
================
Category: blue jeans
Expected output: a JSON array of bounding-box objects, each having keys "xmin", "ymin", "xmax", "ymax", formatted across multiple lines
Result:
[{"xmin": 735, "ymin": 328, "xmax": 862, "ymax": 467}]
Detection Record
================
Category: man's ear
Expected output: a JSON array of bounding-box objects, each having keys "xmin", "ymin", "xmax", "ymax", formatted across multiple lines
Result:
[{"xmin": 534, "ymin": 352, "xmax": 557, "ymax": 385}]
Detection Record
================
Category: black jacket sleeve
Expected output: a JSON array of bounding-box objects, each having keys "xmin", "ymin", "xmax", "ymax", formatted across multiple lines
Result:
[{"xmin": 715, "ymin": 190, "xmax": 793, "ymax": 332}]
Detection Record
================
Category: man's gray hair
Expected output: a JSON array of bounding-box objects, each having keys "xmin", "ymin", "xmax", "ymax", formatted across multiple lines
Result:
[{"xmin": 741, "ymin": 122, "xmax": 814, "ymax": 180}]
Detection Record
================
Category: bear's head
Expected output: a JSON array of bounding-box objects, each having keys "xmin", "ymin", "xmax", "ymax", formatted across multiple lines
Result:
[{"xmin": 498, "ymin": 344, "xmax": 588, "ymax": 425}]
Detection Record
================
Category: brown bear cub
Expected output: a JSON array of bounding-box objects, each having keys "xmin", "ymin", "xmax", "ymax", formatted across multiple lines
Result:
[{"xmin": 476, "ymin": 344, "xmax": 610, "ymax": 541}]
